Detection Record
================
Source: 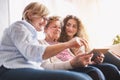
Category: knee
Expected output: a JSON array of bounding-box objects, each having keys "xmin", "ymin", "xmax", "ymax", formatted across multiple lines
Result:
[
  {"xmin": 88, "ymin": 67, "xmax": 105, "ymax": 80},
  {"xmin": 89, "ymin": 66, "xmax": 104, "ymax": 73},
  {"xmin": 103, "ymin": 63, "xmax": 118, "ymax": 70},
  {"xmin": 102, "ymin": 63, "xmax": 119, "ymax": 75}
]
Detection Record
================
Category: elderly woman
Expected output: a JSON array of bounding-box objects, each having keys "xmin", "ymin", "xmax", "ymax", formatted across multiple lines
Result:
[{"xmin": 0, "ymin": 2, "xmax": 93, "ymax": 80}]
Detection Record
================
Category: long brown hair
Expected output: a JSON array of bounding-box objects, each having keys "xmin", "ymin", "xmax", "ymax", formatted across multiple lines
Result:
[
  {"xmin": 59, "ymin": 15, "xmax": 89, "ymax": 42},
  {"xmin": 58, "ymin": 15, "xmax": 90, "ymax": 51}
]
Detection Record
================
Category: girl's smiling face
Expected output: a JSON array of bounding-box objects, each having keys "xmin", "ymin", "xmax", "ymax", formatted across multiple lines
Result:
[{"xmin": 65, "ymin": 19, "xmax": 77, "ymax": 38}]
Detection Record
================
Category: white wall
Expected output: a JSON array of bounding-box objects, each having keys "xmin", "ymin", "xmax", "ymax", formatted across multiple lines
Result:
[
  {"xmin": 1, "ymin": 0, "xmax": 120, "ymax": 48},
  {"xmin": 0, "ymin": 0, "xmax": 9, "ymax": 39}
]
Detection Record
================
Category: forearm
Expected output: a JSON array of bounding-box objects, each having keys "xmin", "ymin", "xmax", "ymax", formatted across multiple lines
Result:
[
  {"xmin": 41, "ymin": 60, "xmax": 72, "ymax": 70},
  {"xmin": 43, "ymin": 37, "xmax": 83, "ymax": 59}
]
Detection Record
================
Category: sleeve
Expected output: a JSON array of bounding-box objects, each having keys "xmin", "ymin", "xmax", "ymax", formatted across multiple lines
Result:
[
  {"xmin": 41, "ymin": 57, "xmax": 73, "ymax": 70},
  {"xmin": 9, "ymin": 22, "xmax": 48, "ymax": 62}
]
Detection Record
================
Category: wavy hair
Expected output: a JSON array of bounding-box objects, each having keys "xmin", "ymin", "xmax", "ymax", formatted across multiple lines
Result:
[{"xmin": 59, "ymin": 15, "xmax": 89, "ymax": 42}]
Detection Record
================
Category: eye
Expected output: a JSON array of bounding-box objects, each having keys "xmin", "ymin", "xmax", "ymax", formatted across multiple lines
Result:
[
  {"xmin": 73, "ymin": 25, "xmax": 77, "ymax": 28},
  {"xmin": 43, "ymin": 17, "xmax": 48, "ymax": 21},
  {"xmin": 66, "ymin": 23, "xmax": 71, "ymax": 27}
]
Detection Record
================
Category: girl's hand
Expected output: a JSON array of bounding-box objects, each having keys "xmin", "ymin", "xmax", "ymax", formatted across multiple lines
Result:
[{"xmin": 91, "ymin": 51, "xmax": 105, "ymax": 64}]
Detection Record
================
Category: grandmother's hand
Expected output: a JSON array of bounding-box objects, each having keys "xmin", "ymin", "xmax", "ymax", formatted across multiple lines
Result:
[
  {"xmin": 70, "ymin": 53, "xmax": 93, "ymax": 68},
  {"xmin": 67, "ymin": 37, "xmax": 84, "ymax": 48}
]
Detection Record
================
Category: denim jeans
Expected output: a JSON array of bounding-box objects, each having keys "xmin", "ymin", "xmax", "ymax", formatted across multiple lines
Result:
[
  {"xmin": 0, "ymin": 66, "xmax": 92, "ymax": 80},
  {"xmin": 104, "ymin": 52, "xmax": 120, "ymax": 70},
  {"xmin": 68, "ymin": 66, "xmax": 105, "ymax": 80},
  {"xmin": 91, "ymin": 63, "xmax": 120, "ymax": 80}
]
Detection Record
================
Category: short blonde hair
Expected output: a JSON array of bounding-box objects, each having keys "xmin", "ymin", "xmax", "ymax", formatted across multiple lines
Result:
[
  {"xmin": 22, "ymin": 2, "xmax": 49, "ymax": 21},
  {"xmin": 45, "ymin": 16, "xmax": 62, "ymax": 29}
]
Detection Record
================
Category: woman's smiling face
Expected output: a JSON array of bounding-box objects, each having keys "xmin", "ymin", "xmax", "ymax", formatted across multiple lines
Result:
[
  {"xmin": 30, "ymin": 16, "xmax": 48, "ymax": 31},
  {"xmin": 65, "ymin": 19, "xmax": 77, "ymax": 38},
  {"xmin": 45, "ymin": 20, "xmax": 61, "ymax": 41}
]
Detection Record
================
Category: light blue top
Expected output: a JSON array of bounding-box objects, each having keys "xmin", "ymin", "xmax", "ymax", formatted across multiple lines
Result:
[{"xmin": 0, "ymin": 20, "xmax": 47, "ymax": 69}]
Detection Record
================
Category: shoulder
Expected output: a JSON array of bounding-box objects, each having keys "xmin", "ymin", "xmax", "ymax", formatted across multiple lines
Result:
[
  {"xmin": 38, "ymin": 40, "xmax": 49, "ymax": 45},
  {"xmin": 9, "ymin": 20, "xmax": 32, "ymax": 32},
  {"xmin": 9, "ymin": 20, "xmax": 27, "ymax": 29}
]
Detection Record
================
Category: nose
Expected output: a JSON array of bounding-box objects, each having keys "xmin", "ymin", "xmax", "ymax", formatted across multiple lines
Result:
[
  {"xmin": 41, "ymin": 16, "xmax": 48, "ymax": 26},
  {"xmin": 56, "ymin": 26, "xmax": 61, "ymax": 31},
  {"xmin": 42, "ymin": 19, "xmax": 47, "ymax": 27},
  {"xmin": 69, "ymin": 26, "xmax": 73, "ymax": 30}
]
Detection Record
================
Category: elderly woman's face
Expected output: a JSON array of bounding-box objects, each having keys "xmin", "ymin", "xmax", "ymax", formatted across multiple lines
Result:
[
  {"xmin": 45, "ymin": 20, "xmax": 61, "ymax": 40},
  {"xmin": 31, "ymin": 16, "xmax": 48, "ymax": 31}
]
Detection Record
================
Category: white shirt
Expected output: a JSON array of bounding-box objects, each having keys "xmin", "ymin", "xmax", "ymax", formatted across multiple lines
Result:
[
  {"xmin": 0, "ymin": 20, "xmax": 48, "ymax": 69},
  {"xmin": 39, "ymin": 40, "xmax": 73, "ymax": 70}
]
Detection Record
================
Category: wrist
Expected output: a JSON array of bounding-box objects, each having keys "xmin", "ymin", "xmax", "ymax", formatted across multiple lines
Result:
[
  {"xmin": 64, "ymin": 41, "xmax": 72, "ymax": 48},
  {"xmin": 70, "ymin": 59, "xmax": 76, "ymax": 68}
]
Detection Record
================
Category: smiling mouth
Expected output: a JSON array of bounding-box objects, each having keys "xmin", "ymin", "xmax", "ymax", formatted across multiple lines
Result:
[{"xmin": 39, "ymin": 23, "xmax": 43, "ymax": 26}]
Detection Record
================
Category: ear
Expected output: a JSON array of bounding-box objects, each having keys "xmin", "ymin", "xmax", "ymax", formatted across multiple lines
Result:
[{"xmin": 27, "ymin": 12, "xmax": 32, "ymax": 20}]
